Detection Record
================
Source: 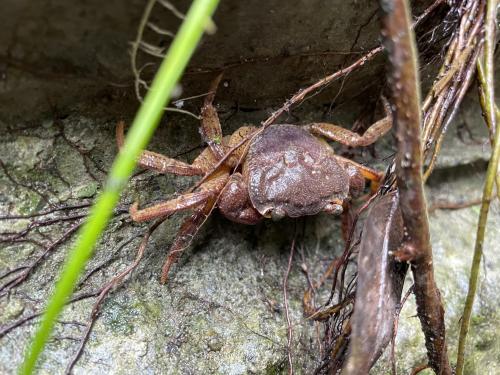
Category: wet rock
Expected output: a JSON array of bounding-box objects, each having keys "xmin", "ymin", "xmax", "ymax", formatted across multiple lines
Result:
[
  {"xmin": 0, "ymin": 1, "xmax": 498, "ymax": 374},
  {"xmin": 1, "ymin": 100, "xmax": 497, "ymax": 374}
]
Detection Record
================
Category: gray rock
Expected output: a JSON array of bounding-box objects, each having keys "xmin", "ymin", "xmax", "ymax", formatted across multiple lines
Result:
[{"xmin": 0, "ymin": 1, "xmax": 498, "ymax": 374}]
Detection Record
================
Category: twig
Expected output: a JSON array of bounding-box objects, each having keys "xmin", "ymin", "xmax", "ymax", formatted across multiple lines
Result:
[
  {"xmin": 456, "ymin": 1, "xmax": 499, "ymax": 373},
  {"xmin": 302, "ymin": 258, "xmax": 341, "ymax": 317},
  {"xmin": 390, "ymin": 285, "xmax": 414, "ymax": 375},
  {"xmin": 65, "ymin": 218, "xmax": 164, "ymax": 374},
  {"xmin": 422, "ymin": 0, "xmax": 485, "ymax": 180},
  {"xmin": 0, "ymin": 159, "xmax": 53, "ymax": 207},
  {"xmin": 325, "ymin": 193, "xmax": 377, "ymax": 306},
  {"xmin": 77, "ymin": 234, "xmax": 143, "ymax": 287},
  {"xmin": 0, "ymin": 202, "xmax": 91, "ymax": 220},
  {"xmin": 327, "ymin": 319, "xmax": 352, "ymax": 373},
  {"xmin": 0, "ymin": 220, "xmax": 83, "ymax": 297},
  {"xmin": 428, "ymin": 197, "xmax": 482, "ymax": 213},
  {"xmin": 423, "ymin": 45, "xmax": 482, "ymax": 181},
  {"xmin": 413, "ymin": 0, "xmax": 446, "ymax": 25},
  {"xmin": 0, "ymin": 213, "xmax": 86, "ymax": 240},
  {"xmin": 0, "ymin": 291, "xmax": 100, "ymax": 339},
  {"xmin": 306, "ymin": 294, "xmax": 354, "ymax": 322},
  {"xmin": 283, "ymin": 233, "xmax": 296, "ymax": 375},
  {"xmin": 410, "ymin": 364, "xmax": 431, "ymax": 375},
  {"xmin": 379, "ymin": 0, "xmax": 451, "ymax": 373}
]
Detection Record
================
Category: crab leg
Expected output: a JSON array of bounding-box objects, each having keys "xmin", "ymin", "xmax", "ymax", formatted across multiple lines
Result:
[
  {"xmin": 333, "ymin": 155, "xmax": 384, "ymax": 183},
  {"xmin": 116, "ymin": 121, "xmax": 205, "ymax": 176},
  {"xmin": 224, "ymin": 126, "xmax": 258, "ymax": 167},
  {"xmin": 160, "ymin": 197, "xmax": 217, "ymax": 283},
  {"xmin": 200, "ymin": 73, "xmax": 226, "ymax": 160},
  {"xmin": 306, "ymin": 116, "xmax": 392, "ymax": 147},
  {"xmin": 129, "ymin": 174, "xmax": 229, "ymax": 222},
  {"xmin": 305, "ymin": 98, "xmax": 392, "ymax": 147}
]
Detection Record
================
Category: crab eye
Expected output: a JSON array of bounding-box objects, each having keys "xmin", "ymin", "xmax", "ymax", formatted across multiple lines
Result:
[
  {"xmin": 270, "ymin": 208, "xmax": 286, "ymax": 221},
  {"xmin": 324, "ymin": 203, "xmax": 343, "ymax": 216}
]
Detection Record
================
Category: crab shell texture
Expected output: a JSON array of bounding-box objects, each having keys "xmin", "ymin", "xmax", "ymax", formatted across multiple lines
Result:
[{"xmin": 244, "ymin": 124, "xmax": 350, "ymax": 219}]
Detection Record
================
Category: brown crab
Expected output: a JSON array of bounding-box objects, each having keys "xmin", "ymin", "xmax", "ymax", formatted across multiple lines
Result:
[{"xmin": 117, "ymin": 75, "xmax": 392, "ymax": 283}]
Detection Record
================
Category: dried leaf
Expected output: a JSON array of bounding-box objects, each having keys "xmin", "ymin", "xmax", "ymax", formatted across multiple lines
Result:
[{"xmin": 343, "ymin": 193, "xmax": 407, "ymax": 374}]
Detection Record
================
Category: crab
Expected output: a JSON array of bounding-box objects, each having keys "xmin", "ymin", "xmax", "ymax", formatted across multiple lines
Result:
[{"xmin": 117, "ymin": 75, "xmax": 392, "ymax": 283}]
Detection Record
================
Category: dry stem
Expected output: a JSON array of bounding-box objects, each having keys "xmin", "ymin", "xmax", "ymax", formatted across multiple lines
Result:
[
  {"xmin": 422, "ymin": 0, "xmax": 485, "ymax": 180},
  {"xmin": 379, "ymin": 0, "xmax": 451, "ymax": 373}
]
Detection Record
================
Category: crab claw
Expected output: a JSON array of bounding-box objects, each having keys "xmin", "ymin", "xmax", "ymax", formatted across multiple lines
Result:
[{"xmin": 129, "ymin": 201, "xmax": 141, "ymax": 222}]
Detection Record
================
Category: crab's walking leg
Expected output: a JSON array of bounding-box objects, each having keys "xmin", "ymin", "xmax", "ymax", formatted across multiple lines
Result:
[
  {"xmin": 305, "ymin": 98, "xmax": 392, "ymax": 147},
  {"xmin": 160, "ymin": 197, "xmax": 217, "ymax": 283},
  {"xmin": 129, "ymin": 174, "xmax": 229, "ymax": 222},
  {"xmin": 130, "ymin": 191, "xmax": 211, "ymax": 222},
  {"xmin": 333, "ymin": 155, "xmax": 383, "ymax": 183},
  {"xmin": 200, "ymin": 73, "xmax": 226, "ymax": 159},
  {"xmin": 225, "ymin": 126, "xmax": 258, "ymax": 167},
  {"xmin": 306, "ymin": 116, "xmax": 391, "ymax": 147},
  {"xmin": 116, "ymin": 121, "xmax": 206, "ymax": 176},
  {"xmin": 340, "ymin": 202, "xmax": 356, "ymax": 242}
]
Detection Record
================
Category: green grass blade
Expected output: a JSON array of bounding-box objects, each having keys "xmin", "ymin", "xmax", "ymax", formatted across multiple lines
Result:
[{"xmin": 20, "ymin": 0, "xmax": 219, "ymax": 373}]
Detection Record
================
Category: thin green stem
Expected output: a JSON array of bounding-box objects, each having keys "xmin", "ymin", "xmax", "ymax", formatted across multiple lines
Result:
[
  {"xmin": 19, "ymin": 0, "xmax": 219, "ymax": 374},
  {"xmin": 477, "ymin": 60, "xmax": 500, "ymax": 199},
  {"xmin": 476, "ymin": 61, "xmax": 500, "ymax": 139},
  {"xmin": 456, "ymin": 1, "xmax": 498, "ymax": 373}
]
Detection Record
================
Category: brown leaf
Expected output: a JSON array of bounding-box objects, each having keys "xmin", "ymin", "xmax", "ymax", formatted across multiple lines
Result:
[{"xmin": 343, "ymin": 192, "xmax": 407, "ymax": 374}]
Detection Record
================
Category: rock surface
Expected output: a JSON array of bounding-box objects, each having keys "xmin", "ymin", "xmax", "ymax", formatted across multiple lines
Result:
[
  {"xmin": 0, "ymin": 1, "xmax": 499, "ymax": 374},
  {"xmin": 1, "ymin": 101, "xmax": 498, "ymax": 375}
]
